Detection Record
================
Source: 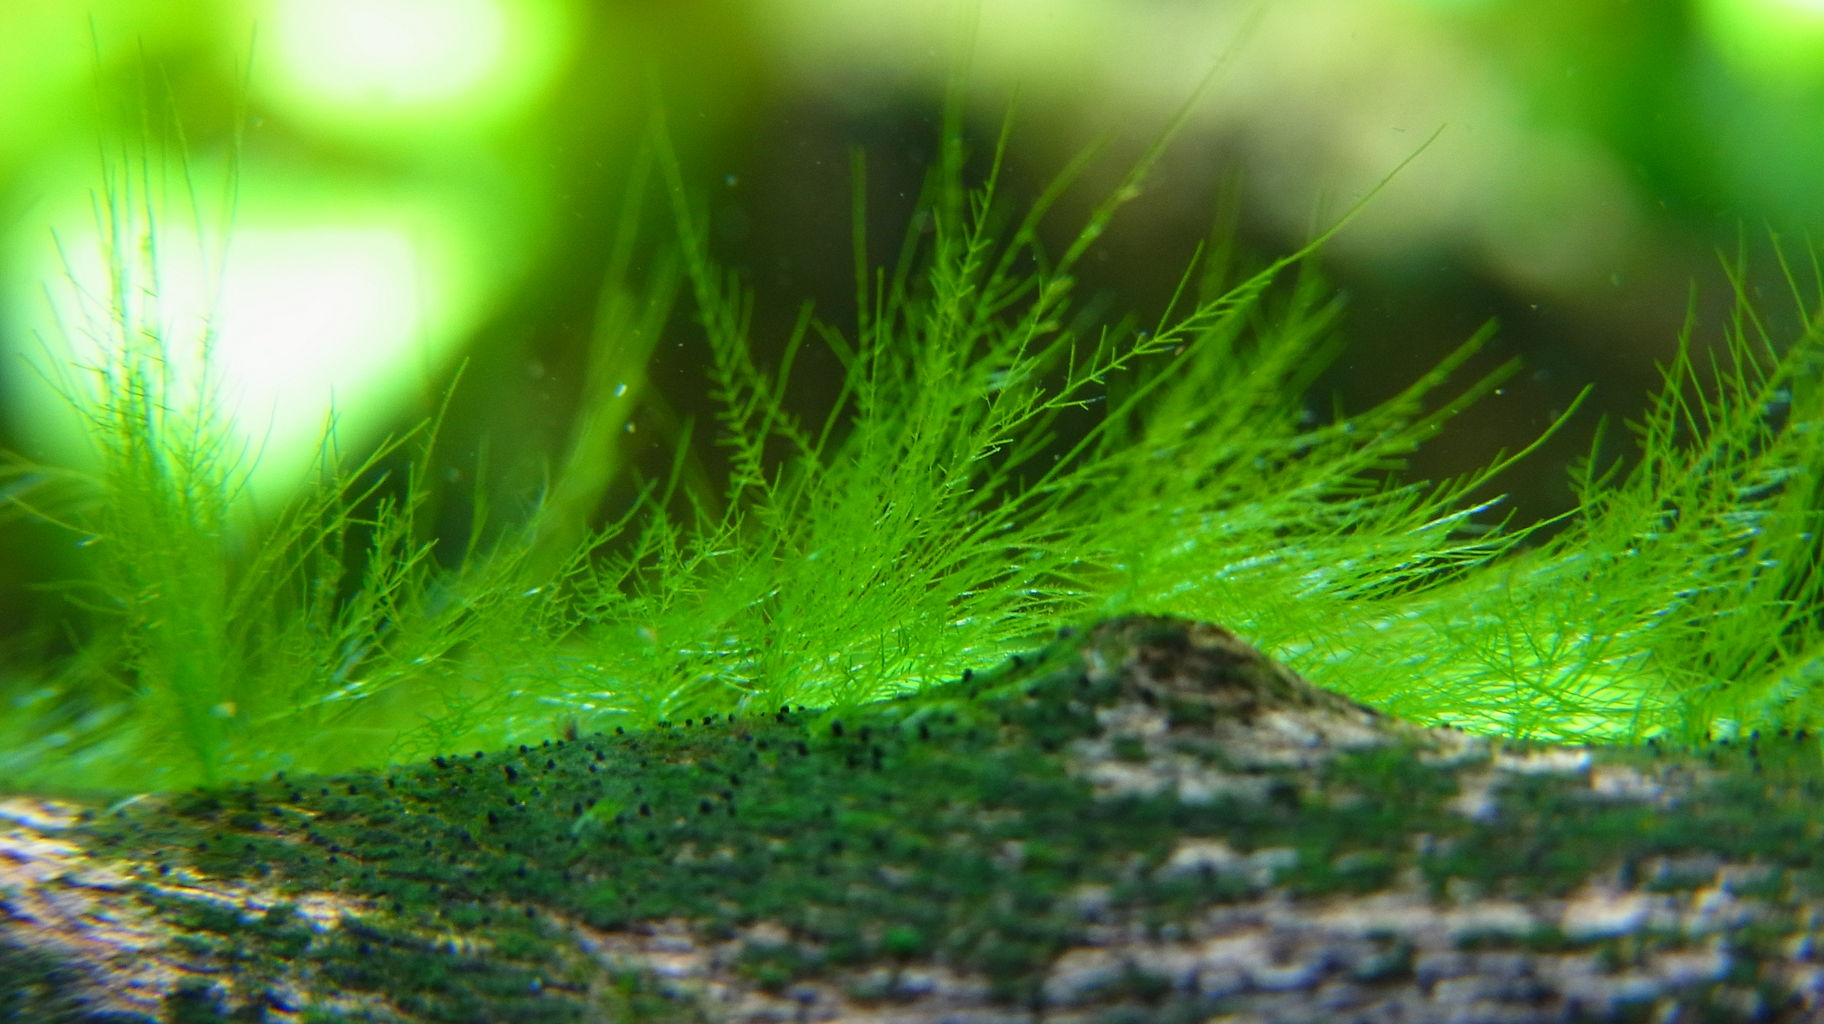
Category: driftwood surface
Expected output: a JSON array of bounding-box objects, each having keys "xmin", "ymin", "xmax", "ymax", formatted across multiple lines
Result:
[{"xmin": 3, "ymin": 615, "xmax": 1823, "ymax": 1023}]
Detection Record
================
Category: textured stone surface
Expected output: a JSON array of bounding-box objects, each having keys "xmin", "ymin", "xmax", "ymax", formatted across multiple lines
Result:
[{"xmin": 4, "ymin": 615, "xmax": 1823, "ymax": 1022}]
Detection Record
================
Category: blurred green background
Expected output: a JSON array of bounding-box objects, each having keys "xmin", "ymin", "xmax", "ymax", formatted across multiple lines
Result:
[{"xmin": 3, "ymin": 0, "xmax": 1823, "ymax": 634}]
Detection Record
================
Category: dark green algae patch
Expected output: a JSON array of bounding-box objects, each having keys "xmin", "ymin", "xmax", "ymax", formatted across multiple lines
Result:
[{"xmin": 9, "ymin": 615, "xmax": 1824, "ymax": 1022}]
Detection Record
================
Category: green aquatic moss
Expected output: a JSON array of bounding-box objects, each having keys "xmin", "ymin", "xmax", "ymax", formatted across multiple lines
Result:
[
  {"xmin": 7, "ymin": 617, "xmax": 1824, "ymax": 1021},
  {"xmin": 1, "ymin": 84, "xmax": 1823, "ymax": 796}
]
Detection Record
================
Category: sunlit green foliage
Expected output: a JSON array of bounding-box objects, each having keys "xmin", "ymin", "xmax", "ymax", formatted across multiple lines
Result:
[
  {"xmin": 3, "ymin": 96, "xmax": 1822, "ymax": 796},
  {"xmin": 1331, "ymin": 247, "xmax": 1824, "ymax": 746}
]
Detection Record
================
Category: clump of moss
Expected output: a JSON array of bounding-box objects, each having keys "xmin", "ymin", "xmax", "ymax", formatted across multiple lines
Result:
[
  {"xmin": 1328, "ymin": 248, "xmax": 1824, "ymax": 748},
  {"xmin": 1, "ymin": 85, "xmax": 1821, "ymax": 795}
]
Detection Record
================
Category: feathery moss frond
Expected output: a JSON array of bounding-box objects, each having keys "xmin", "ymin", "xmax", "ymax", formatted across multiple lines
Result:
[{"xmin": 5, "ymin": 95, "xmax": 1824, "ymax": 795}]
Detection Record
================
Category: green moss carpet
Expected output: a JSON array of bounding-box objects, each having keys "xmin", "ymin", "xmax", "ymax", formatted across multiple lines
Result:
[{"xmin": 5, "ymin": 616, "xmax": 1822, "ymax": 1023}]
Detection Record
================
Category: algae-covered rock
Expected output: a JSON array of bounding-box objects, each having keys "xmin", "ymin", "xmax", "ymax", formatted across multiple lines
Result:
[{"xmin": 4, "ymin": 616, "xmax": 1823, "ymax": 1022}]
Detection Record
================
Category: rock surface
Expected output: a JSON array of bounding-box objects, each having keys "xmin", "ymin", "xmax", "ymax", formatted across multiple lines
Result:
[{"xmin": 3, "ymin": 615, "xmax": 1822, "ymax": 1022}]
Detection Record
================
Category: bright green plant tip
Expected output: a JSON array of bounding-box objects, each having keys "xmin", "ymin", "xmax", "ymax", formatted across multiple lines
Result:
[{"xmin": 2, "ymin": 102, "xmax": 1823, "ymax": 797}]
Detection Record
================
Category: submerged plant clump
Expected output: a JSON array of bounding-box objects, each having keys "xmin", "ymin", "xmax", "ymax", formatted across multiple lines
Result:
[{"xmin": 1, "ymin": 101, "xmax": 1822, "ymax": 796}]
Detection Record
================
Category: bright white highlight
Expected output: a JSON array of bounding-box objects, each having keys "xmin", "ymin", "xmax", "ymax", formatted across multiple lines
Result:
[
  {"xmin": 270, "ymin": 0, "xmax": 506, "ymax": 111},
  {"xmin": 2, "ymin": 160, "xmax": 489, "ymax": 502},
  {"xmin": 188, "ymin": 223, "xmax": 443, "ymax": 477},
  {"xmin": 257, "ymin": 0, "xmax": 568, "ymax": 132}
]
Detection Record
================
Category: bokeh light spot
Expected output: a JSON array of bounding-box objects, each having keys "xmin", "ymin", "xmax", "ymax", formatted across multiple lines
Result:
[
  {"xmin": 2, "ymin": 156, "xmax": 504, "ymax": 502},
  {"xmin": 256, "ymin": 0, "xmax": 568, "ymax": 133},
  {"xmin": 1699, "ymin": 0, "xmax": 1824, "ymax": 87},
  {"xmin": 276, "ymin": 0, "xmax": 505, "ymax": 108}
]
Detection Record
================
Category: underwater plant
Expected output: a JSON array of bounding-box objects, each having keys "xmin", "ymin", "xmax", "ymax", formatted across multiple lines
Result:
[{"xmin": 2, "ymin": 82, "xmax": 1822, "ymax": 799}]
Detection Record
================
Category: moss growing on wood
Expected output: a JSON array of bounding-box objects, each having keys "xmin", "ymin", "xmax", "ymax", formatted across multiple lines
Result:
[
  {"xmin": 5, "ymin": 616, "xmax": 1823, "ymax": 1022},
  {"xmin": 7, "ymin": 79, "xmax": 1824, "ymax": 800}
]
